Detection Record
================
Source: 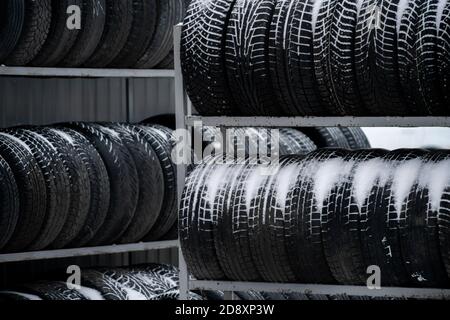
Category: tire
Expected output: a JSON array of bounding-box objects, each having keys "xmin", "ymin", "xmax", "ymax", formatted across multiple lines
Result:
[
  {"xmin": 0, "ymin": 155, "xmax": 19, "ymax": 251},
  {"xmin": 0, "ymin": 133, "xmax": 47, "ymax": 253},
  {"xmin": 138, "ymin": 125, "xmax": 178, "ymax": 240},
  {"xmin": 83, "ymin": 0, "xmax": 133, "ymax": 67},
  {"xmin": 360, "ymin": 149, "xmax": 425, "ymax": 286},
  {"xmin": 160, "ymin": 222, "xmax": 178, "ymax": 240},
  {"xmin": 0, "ymin": 0, "xmax": 25, "ymax": 63},
  {"xmin": 19, "ymin": 281, "xmax": 88, "ymax": 300},
  {"xmin": 397, "ymin": 0, "xmax": 428, "ymax": 115},
  {"xmin": 52, "ymin": 128, "xmax": 110, "ymax": 248},
  {"xmin": 155, "ymin": 51, "xmax": 174, "ymax": 69},
  {"xmin": 225, "ymin": 0, "xmax": 278, "ymax": 116},
  {"xmin": 285, "ymin": 150, "xmax": 345, "ymax": 283},
  {"xmin": 0, "ymin": 292, "xmax": 42, "ymax": 301},
  {"xmin": 269, "ymin": 0, "xmax": 299, "ymax": 116},
  {"xmin": 67, "ymin": 123, "xmax": 138, "ymax": 245},
  {"xmin": 323, "ymin": 149, "xmax": 386, "ymax": 285},
  {"xmin": 329, "ymin": 0, "xmax": 367, "ymax": 115},
  {"xmin": 402, "ymin": 151, "xmax": 450, "ymax": 287},
  {"xmin": 105, "ymin": 124, "xmax": 165, "ymax": 244},
  {"xmin": 4, "ymin": 0, "xmax": 52, "ymax": 66},
  {"xmin": 373, "ymin": 0, "xmax": 409, "ymax": 116},
  {"xmin": 354, "ymin": 0, "xmax": 384, "ymax": 115},
  {"xmin": 30, "ymin": 0, "xmax": 82, "ymax": 67},
  {"xmin": 6, "ymin": 129, "xmax": 71, "ymax": 251},
  {"xmin": 135, "ymin": 0, "xmax": 185, "ymax": 68},
  {"xmin": 416, "ymin": 0, "xmax": 447, "ymax": 115},
  {"xmin": 279, "ymin": 128, "xmax": 317, "ymax": 155},
  {"xmin": 286, "ymin": 0, "xmax": 328, "ymax": 116},
  {"xmin": 339, "ymin": 127, "xmax": 371, "ymax": 149},
  {"xmin": 299, "ymin": 127, "xmax": 351, "ymax": 149},
  {"xmin": 59, "ymin": 0, "xmax": 106, "ymax": 67},
  {"xmin": 313, "ymin": 0, "xmax": 345, "ymax": 115},
  {"xmin": 181, "ymin": 0, "xmax": 239, "ymax": 116},
  {"xmin": 109, "ymin": 0, "xmax": 158, "ymax": 68},
  {"xmin": 254, "ymin": 157, "xmax": 299, "ymax": 282},
  {"xmin": 437, "ymin": 1, "xmax": 450, "ymax": 109},
  {"xmin": 81, "ymin": 270, "xmax": 129, "ymax": 300},
  {"xmin": 214, "ymin": 163, "xmax": 257, "ymax": 281},
  {"xmin": 180, "ymin": 160, "xmax": 226, "ymax": 280},
  {"xmin": 34, "ymin": 127, "xmax": 91, "ymax": 249}
]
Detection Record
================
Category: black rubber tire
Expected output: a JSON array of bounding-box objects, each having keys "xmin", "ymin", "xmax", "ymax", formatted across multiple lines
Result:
[
  {"xmin": 33, "ymin": 127, "xmax": 91, "ymax": 249},
  {"xmin": 83, "ymin": 0, "xmax": 133, "ymax": 67},
  {"xmin": 214, "ymin": 163, "xmax": 257, "ymax": 281},
  {"xmin": 225, "ymin": 0, "xmax": 278, "ymax": 116},
  {"xmin": 279, "ymin": 128, "xmax": 317, "ymax": 155},
  {"xmin": 160, "ymin": 222, "xmax": 178, "ymax": 240},
  {"xmin": 354, "ymin": 0, "xmax": 384, "ymax": 115},
  {"xmin": 181, "ymin": 0, "xmax": 239, "ymax": 116},
  {"xmin": 437, "ymin": 1, "xmax": 450, "ymax": 109},
  {"xmin": 105, "ymin": 124, "xmax": 165, "ymax": 244},
  {"xmin": 4, "ymin": 0, "xmax": 52, "ymax": 66},
  {"xmin": 339, "ymin": 128, "xmax": 371, "ymax": 149},
  {"xmin": 155, "ymin": 51, "xmax": 174, "ymax": 69},
  {"xmin": 437, "ymin": 154, "xmax": 450, "ymax": 279},
  {"xmin": 0, "ymin": 0, "xmax": 25, "ymax": 63},
  {"xmin": 59, "ymin": 0, "xmax": 106, "ymax": 67},
  {"xmin": 0, "ymin": 133, "xmax": 47, "ymax": 253},
  {"xmin": 0, "ymin": 291, "xmax": 42, "ymax": 300},
  {"xmin": 328, "ymin": 0, "xmax": 367, "ymax": 115},
  {"xmin": 323, "ymin": 149, "xmax": 386, "ymax": 285},
  {"xmin": 81, "ymin": 270, "xmax": 128, "ymax": 300},
  {"xmin": 6, "ymin": 129, "xmax": 71, "ymax": 251},
  {"xmin": 67, "ymin": 123, "xmax": 138, "ymax": 245},
  {"xmin": 138, "ymin": 125, "xmax": 178, "ymax": 241},
  {"xmin": 253, "ymin": 157, "xmax": 299, "ymax": 282},
  {"xmin": 285, "ymin": 150, "xmax": 344, "ymax": 283},
  {"xmin": 416, "ymin": 0, "xmax": 447, "ymax": 115},
  {"xmin": 180, "ymin": 159, "xmax": 226, "ymax": 280},
  {"xmin": 285, "ymin": 0, "xmax": 328, "ymax": 116},
  {"xmin": 360, "ymin": 149, "xmax": 425, "ymax": 287},
  {"xmin": 269, "ymin": 0, "xmax": 299, "ymax": 116},
  {"xmin": 401, "ymin": 151, "xmax": 450, "ymax": 287},
  {"xmin": 52, "ymin": 127, "xmax": 110, "ymax": 248},
  {"xmin": 372, "ymin": 0, "xmax": 409, "ymax": 116},
  {"xmin": 30, "ymin": 0, "xmax": 82, "ymax": 67},
  {"xmin": 0, "ymin": 155, "xmax": 19, "ymax": 251},
  {"xmin": 19, "ymin": 281, "xmax": 88, "ymax": 300},
  {"xmin": 135, "ymin": 0, "xmax": 185, "ymax": 68},
  {"xmin": 109, "ymin": 0, "xmax": 158, "ymax": 68},
  {"xmin": 397, "ymin": 0, "xmax": 428, "ymax": 115},
  {"xmin": 313, "ymin": 0, "xmax": 346, "ymax": 116},
  {"xmin": 298, "ymin": 127, "xmax": 351, "ymax": 149}
]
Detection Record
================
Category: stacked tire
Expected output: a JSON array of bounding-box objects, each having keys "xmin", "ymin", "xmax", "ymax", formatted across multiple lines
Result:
[
  {"xmin": 0, "ymin": 0, "xmax": 186, "ymax": 68},
  {"xmin": 180, "ymin": 149, "xmax": 450, "ymax": 288},
  {"xmin": 181, "ymin": 0, "xmax": 450, "ymax": 116},
  {"xmin": 0, "ymin": 123, "xmax": 177, "ymax": 253},
  {"xmin": 0, "ymin": 264, "xmax": 201, "ymax": 300}
]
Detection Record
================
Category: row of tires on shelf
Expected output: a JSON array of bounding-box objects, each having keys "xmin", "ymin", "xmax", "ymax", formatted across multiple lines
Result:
[
  {"xmin": 0, "ymin": 123, "xmax": 178, "ymax": 253},
  {"xmin": 180, "ymin": 148, "xmax": 450, "ymax": 288},
  {"xmin": 182, "ymin": 0, "xmax": 450, "ymax": 116},
  {"xmin": 0, "ymin": 0, "xmax": 186, "ymax": 68},
  {"xmin": 0, "ymin": 263, "xmax": 402, "ymax": 301},
  {"xmin": 0, "ymin": 264, "xmax": 197, "ymax": 301}
]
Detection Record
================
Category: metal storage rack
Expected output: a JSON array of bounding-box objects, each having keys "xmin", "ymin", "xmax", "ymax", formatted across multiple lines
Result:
[
  {"xmin": 0, "ymin": 66, "xmax": 179, "ymax": 264},
  {"xmin": 173, "ymin": 23, "xmax": 450, "ymax": 300}
]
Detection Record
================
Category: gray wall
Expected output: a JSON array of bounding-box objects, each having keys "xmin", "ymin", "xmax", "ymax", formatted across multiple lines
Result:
[{"xmin": 0, "ymin": 76, "xmax": 177, "ymax": 287}]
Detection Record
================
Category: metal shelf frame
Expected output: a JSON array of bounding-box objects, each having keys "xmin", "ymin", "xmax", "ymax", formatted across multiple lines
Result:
[
  {"xmin": 174, "ymin": 23, "xmax": 450, "ymax": 300},
  {"xmin": 0, "ymin": 66, "xmax": 178, "ymax": 264},
  {"xmin": 0, "ymin": 240, "xmax": 179, "ymax": 264}
]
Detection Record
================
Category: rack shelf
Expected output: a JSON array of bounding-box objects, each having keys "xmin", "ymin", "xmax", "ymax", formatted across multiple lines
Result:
[
  {"xmin": 0, "ymin": 240, "xmax": 179, "ymax": 264},
  {"xmin": 186, "ymin": 116, "xmax": 450, "ymax": 128},
  {"xmin": 173, "ymin": 23, "xmax": 450, "ymax": 300},
  {"xmin": 0, "ymin": 66, "xmax": 175, "ymax": 78},
  {"xmin": 190, "ymin": 280, "xmax": 450, "ymax": 300}
]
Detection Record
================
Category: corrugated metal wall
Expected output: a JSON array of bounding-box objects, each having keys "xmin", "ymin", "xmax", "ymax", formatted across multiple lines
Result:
[{"xmin": 0, "ymin": 76, "xmax": 178, "ymax": 287}]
